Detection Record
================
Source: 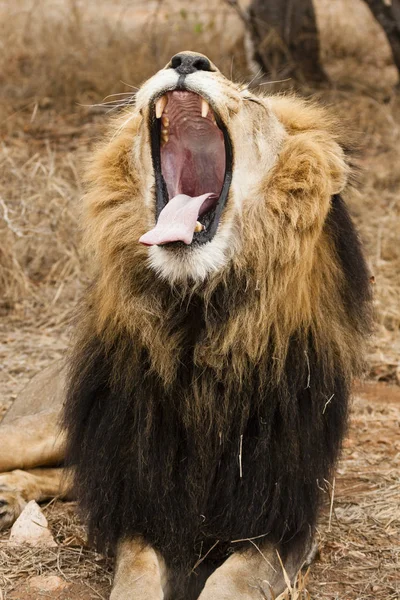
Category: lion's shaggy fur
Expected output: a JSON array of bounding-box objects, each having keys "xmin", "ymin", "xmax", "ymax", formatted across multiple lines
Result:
[
  {"xmin": 63, "ymin": 71, "xmax": 372, "ymax": 598},
  {"xmin": 80, "ymin": 97, "xmax": 359, "ymax": 383}
]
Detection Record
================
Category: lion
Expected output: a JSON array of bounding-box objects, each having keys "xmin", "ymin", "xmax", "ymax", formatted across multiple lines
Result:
[{"xmin": 0, "ymin": 52, "xmax": 372, "ymax": 599}]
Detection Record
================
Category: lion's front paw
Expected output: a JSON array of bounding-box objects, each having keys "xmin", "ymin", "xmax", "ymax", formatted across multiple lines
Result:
[
  {"xmin": 0, "ymin": 471, "xmax": 30, "ymax": 531},
  {"xmin": 110, "ymin": 582, "xmax": 164, "ymax": 600},
  {"xmin": 0, "ymin": 484, "xmax": 27, "ymax": 530}
]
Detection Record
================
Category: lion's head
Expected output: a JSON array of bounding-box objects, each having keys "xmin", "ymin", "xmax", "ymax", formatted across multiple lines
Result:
[
  {"xmin": 81, "ymin": 52, "xmax": 368, "ymax": 385},
  {"xmin": 133, "ymin": 51, "xmax": 287, "ymax": 282},
  {"xmin": 84, "ymin": 51, "xmax": 348, "ymax": 286}
]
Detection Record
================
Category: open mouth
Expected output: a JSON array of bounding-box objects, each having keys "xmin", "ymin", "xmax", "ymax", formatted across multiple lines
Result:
[{"xmin": 139, "ymin": 90, "xmax": 233, "ymax": 247}]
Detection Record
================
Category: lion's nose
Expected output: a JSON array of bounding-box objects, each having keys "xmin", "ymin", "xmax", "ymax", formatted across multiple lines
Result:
[{"xmin": 169, "ymin": 53, "xmax": 212, "ymax": 75}]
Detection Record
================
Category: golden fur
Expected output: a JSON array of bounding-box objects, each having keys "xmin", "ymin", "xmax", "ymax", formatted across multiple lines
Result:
[{"xmin": 79, "ymin": 90, "xmax": 358, "ymax": 390}]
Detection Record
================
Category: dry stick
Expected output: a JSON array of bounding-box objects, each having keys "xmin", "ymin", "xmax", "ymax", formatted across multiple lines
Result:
[
  {"xmin": 84, "ymin": 581, "xmax": 107, "ymax": 600},
  {"xmin": 328, "ymin": 477, "xmax": 336, "ymax": 533},
  {"xmin": 30, "ymin": 102, "xmax": 38, "ymax": 123},
  {"xmin": 56, "ymin": 547, "xmax": 69, "ymax": 581},
  {"xmin": 322, "ymin": 394, "xmax": 334, "ymax": 414},
  {"xmin": 275, "ymin": 550, "xmax": 293, "ymax": 593},
  {"xmin": 246, "ymin": 539, "xmax": 277, "ymax": 574},
  {"xmin": 231, "ymin": 534, "xmax": 277, "ymax": 574},
  {"xmin": 304, "ymin": 351, "xmax": 311, "ymax": 389},
  {"xmin": 191, "ymin": 539, "xmax": 220, "ymax": 572},
  {"xmin": 239, "ymin": 434, "xmax": 244, "ymax": 478},
  {"xmin": 231, "ymin": 531, "xmax": 270, "ymax": 543},
  {"xmin": 0, "ymin": 197, "xmax": 23, "ymax": 238}
]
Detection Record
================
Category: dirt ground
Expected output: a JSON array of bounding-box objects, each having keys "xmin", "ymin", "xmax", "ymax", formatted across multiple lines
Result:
[
  {"xmin": 1, "ymin": 0, "xmax": 400, "ymax": 598},
  {"xmin": 1, "ymin": 377, "xmax": 399, "ymax": 600}
]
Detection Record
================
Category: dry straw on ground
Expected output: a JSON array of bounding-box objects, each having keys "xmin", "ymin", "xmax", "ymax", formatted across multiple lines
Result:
[{"xmin": 0, "ymin": 0, "xmax": 399, "ymax": 599}]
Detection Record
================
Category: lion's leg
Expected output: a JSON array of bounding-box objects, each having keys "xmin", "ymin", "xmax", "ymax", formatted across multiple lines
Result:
[
  {"xmin": 0, "ymin": 410, "xmax": 68, "ymax": 530},
  {"xmin": 0, "ymin": 467, "xmax": 72, "ymax": 530},
  {"xmin": 110, "ymin": 538, "xmax": 169, "ymax": 600},
  {"xmin": 198, "ymin": 539, "xmax": 310, "ymax": 600},
  {"xmin": 0, "ymin": 411, "xmax": 65, "ymax": 472}
]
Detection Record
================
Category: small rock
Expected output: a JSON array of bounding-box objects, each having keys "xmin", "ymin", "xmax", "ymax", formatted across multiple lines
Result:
[
  {"xmin": 8, "ymin": 500, "xmax": 57, "ymax": 547},
  {"xmin": 29, "ymin": 575, "xmax": 69, "ymax": 592}
]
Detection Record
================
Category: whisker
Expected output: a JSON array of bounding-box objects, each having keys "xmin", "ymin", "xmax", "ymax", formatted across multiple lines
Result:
[
  {"xmin": 120, "ymin": 80, "xmax": 140, "ymax": 91},
  {"xmin": 104, "ymin": 106, "xmax": 125, "ymax": 115},
  {"xmin": 102, "ymin": 92, "xmax": 136, "ymax": 101},
  {"xmin": 111, "ymin": 112, "xmax": 137, "ymax": 140},
  {"xmin": 246, "ymin": 68, "xmax": 264, "ymax": 89},
  {"xmin": 78, "ymin": 98, "xmax": 134, "ymax": 109},
  {"xmin": 257, "ymin": 78, "xmax": 292, "ymax": 86}
]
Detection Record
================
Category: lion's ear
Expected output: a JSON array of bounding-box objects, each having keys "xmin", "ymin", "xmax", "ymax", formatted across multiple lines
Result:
[
  {"xmin": 263, "ymin": 131, "xmax": 349, "ymax": 233},
  {"xmin": 263, "ymin": 97, "xmax": 350, "ymax": 232},
  {"xmin": 268, "ymin": 96, "xmax": 350, "ymax": 196},
  {"xmin": 322, "ymin": 137, "xmax": 349, "ymax": 195}
]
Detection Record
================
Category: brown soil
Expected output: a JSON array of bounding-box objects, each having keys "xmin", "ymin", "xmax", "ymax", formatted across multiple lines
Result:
[{"xmin": 8, "ymin": 580, "xmax": 108, "ymax": 600}]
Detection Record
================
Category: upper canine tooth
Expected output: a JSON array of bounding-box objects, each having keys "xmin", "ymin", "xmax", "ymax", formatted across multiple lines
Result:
[
  {"xmin": 194, "ymin": 221, "xmax": 204, "ymax": 232},
  {"xmin": 155, "ymin": 95, "xmax": 167, "ymax": 119},
  {"xmin": 201, "ymin": 98, "xmax": 209, "ymax": 118}
]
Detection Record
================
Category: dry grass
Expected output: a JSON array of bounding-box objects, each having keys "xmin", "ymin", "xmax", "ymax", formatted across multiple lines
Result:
[
  {"xmin": 307, "ymin": 387, "xmax": 400, "ymax": 599},
  {"xmin": 0, "ymin": 0, "xmax": 399, "ymax": 598},
  {"xmin": 314, "ymin": 0, "xmax": 400, "ymax": 379},
  {"xmin": 0, "ymin": 0, "xmax": 399, "ymax": 381},
  {"xmin": 0, "ymin": 141, "xmax": 83, "ymax": 300},
  {"xmin": 0, "ymin": 502, "xmax": 113, "ymax": 598},
  {"xmin": 0, "ymin": 0, "xmax": 248, "ymax": 308},
  {"xmin": 0, "ymin": 0, "xmax": 247, "ymax": 120}
]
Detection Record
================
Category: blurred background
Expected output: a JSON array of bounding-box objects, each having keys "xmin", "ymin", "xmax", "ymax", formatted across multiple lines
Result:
[{"xmin": 0, "ymin": 1, "xmax": 399, "ymax": 599}]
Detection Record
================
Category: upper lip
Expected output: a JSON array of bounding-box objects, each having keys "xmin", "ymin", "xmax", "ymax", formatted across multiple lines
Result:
[{"xmin": 148, "ymin": 85, "xmax": 233, "ymax": 246}]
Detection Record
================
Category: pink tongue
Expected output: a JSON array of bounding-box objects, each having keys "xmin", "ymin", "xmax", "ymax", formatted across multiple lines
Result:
[{"xmin": 139, "ymin": 193, "xmax": 214, "ymax": 246}]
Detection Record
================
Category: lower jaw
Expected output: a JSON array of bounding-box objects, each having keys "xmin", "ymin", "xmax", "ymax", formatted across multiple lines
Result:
[{"xmin": 147, "ymin": 236, "xmax": 231, "ymax": 285}]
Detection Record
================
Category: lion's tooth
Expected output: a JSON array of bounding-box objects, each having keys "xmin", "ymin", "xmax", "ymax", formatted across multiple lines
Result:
[
  {"xmin": 194, "ymin": 221, "xmax": 204, "ymax": 232},
  {"xmin": 155, "ymin": 95, "xmax": 167, "ymax": 119},
  {"xmin": 161, "ymin": 115, "xmax": 169, "ymax": 127},
  {"xmin": 201, "ymin": 98, "xmax": 209, "ymax": 118}
]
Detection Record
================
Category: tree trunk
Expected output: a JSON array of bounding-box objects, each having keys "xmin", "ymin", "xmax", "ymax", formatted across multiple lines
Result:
[
  {"xmin": 362, "ymin": 0, "xmax": 400, "ymax": 76},
  {"xmin": 247, "ymin": 0, "xmax": 327, "ymax": 84}
]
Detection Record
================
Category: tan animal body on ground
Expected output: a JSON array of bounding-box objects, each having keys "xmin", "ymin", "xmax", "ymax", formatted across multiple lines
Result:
[{"xmin": 0, "ymin": 52, "xmax": 372, "ymax": 599}]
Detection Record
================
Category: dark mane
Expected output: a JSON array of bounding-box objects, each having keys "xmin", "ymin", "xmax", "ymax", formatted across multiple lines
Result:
[{"xmin": 63, "ymin": 194, "xmax": 372, "ymax": 596}]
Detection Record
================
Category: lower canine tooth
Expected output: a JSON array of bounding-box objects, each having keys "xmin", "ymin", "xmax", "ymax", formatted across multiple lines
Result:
[
  {"xmin": 156, "ymin": 95, "xmax": 168, "ymax": 119},
  {"xmin": 201, "ymin": 98, "xmax": 210, "ymax": 118},
  {"xmin": 194, "ymin": 221, "xmax": 204, "ymax": 232}
]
